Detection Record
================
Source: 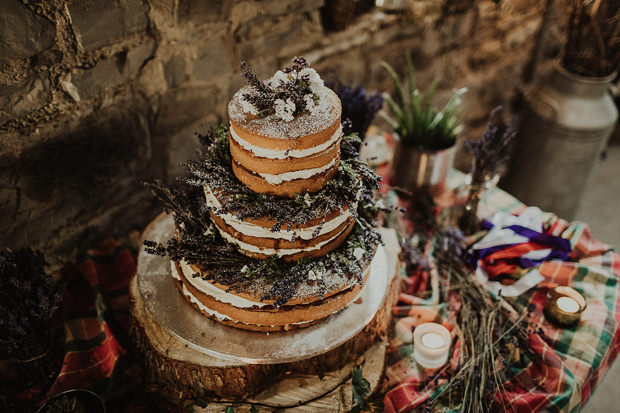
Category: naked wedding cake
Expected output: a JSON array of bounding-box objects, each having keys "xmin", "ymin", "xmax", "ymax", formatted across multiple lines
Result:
[{"xmin": 145, "ymin": 57, "xmax": 383, "ymax": 332}]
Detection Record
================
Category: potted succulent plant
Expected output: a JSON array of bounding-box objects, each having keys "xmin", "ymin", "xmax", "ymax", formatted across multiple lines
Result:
[
  {"xmin": 381, "ymin": 55, "xmax": 466, "ymax": 195},
  {"xmin": 504, "ymin": 1, "xmax": 619, "ymax": 219}
]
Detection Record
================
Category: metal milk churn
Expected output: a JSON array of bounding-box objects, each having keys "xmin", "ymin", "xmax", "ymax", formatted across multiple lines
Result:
[{"xmin": 503, "ymin": 63, "xmax": 618, "ymax": 220}]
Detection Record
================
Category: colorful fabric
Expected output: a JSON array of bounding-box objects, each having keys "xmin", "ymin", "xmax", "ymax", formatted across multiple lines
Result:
[
  {"xmin": 383, "ymin": 183, "xmax": 620, "ymax": 412},
  {"xmin": 473, "ymin": 207, "xmax": 572, "ymax": 278},
  {"xmin": 23, "ymin": 239, "xmax": 149, "ymax": 411}
]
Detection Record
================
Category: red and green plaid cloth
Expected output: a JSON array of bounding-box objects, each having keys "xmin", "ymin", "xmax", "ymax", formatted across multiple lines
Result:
[
  {"xmin": 20, "ymin": 239, "xmax": 154, "ymax": 411},
  {"xmin": 382, "ymin": 179, "xmax": 620, "ymax": 412},
  {"xmin": 19, "ymin": 171, "xmax": 620, "ymax": 412}
]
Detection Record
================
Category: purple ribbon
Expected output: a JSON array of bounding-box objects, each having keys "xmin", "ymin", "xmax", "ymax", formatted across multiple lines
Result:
[{"xmin": 475, "ymin": 220, "xmax": 573, "ymax": 267}]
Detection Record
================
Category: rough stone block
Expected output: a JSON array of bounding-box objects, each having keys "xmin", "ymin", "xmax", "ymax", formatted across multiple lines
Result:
[
  {"xmin": 127, "ymin": 39, "xmax": 156, "ymax": 75},
  {"xmin": 505, "ymin": 17, "xmax": 540, "ymax": 50},
  {"xmin": 469, "ymin": 39, "xmax": 502, "ymax": 67},
  {"xmin": 73, "ymin": 55, "xmax": 127, "ymax": 100},
  {"xmin": 230, "ymin": 1, "xmax": 261, "ymax": 31},
  {"xmin": 72, "ymin": 40, "xmax": 154, "ymax": 100},
  {"xmin": 0, "ymin": 0, "xmax": 55, "ymax": 64},
  {"xmin": 0, "ymin": 76, "xmax": 51, "ymax": 125},
  {"xmin": 68, "ymin": 0, "xmax": 149, "ymax": 52},
  {"xmin": 193, "ymin": 36, "xmax": 232, "ymax": 81},
  {"xmin": 164, "ymin": 55, "xmax": 187, "ymax": 88},
  {"xmin": 260, "ymin": 0, "xmax": 322, "ymax": 16},
  {"xmin": 239, "ymin": 16, "xmax": 321, "ymax": 61},
  {"xmin": 261, "ymin": 0, "xmax": 297, "ymax": 15},
  {"xmin": 155, "ymin": 86, "xmax": 219, "ymax": 136},
  {"xmin": 2, "ymin": 97, "xmax": 154, "ymax": 254},
  {"xmin": 178, "ymin": 0, "xmax": 230, "ymax": 24}
]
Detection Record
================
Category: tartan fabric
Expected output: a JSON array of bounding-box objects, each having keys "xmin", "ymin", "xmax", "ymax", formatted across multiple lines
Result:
[
  {"xmin": 17, "ymin": 166, "xmax": 619, "ymax": 411},
  {"xmin": 383, "ymin": 183, "xmax": 620, "ymax": 412},
  {"xmin": 39, "ymin": 239, "xmax": 139, "ymax": 408}
]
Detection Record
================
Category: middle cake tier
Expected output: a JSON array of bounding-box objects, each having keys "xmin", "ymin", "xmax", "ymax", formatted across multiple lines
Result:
[{"xmin": 205, "ymin": 186, "xmax": 355, "ymax": 262}]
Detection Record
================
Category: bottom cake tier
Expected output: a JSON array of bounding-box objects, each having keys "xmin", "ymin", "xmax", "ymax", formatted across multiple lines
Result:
[
  {"xmin": 170, "ymin": 247, "xmax": 375, "ymax": 332},
  {"xmin": 131, "ymin": 213, "xmax": 401, "ymax": 403}
]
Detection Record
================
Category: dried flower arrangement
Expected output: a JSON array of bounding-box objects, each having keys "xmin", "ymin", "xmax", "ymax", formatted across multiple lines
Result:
[
  {"xmin": 0, "ymin": 248, "xmax": 63, "ymax": 409},
  {"xmin": 326, "ymin": 79, "xmax": 384, "ymax": 138},
  {"xmin": 459, "ymin": 106, "xmax": 516, "ymax": 234},
  {"xmin": 563, "ymin": 0, "xmax": 620, "ymax": 77},
  {"xmin": 239, "ymin": 56, "xmax": 329, "ymax": 121},
  {"xmin": 380, "ymin": 54, "xmax": 466, "ymax": 150},
  {"xmin": 463, "ymin": 106, "xmax": 516, "ymax": 183},
  {"xmin": 417, "ymin": 228, "xmax": 539, "ymax": 412},
  {"xmin": 144, "ymin": 128, "xmax": 383, "ymax": 307}
]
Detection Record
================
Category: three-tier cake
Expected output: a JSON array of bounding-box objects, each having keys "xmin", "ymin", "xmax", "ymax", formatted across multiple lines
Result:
[{"xmin": 145, "ymin": 57, "xmax": 383, "ymax": 332}]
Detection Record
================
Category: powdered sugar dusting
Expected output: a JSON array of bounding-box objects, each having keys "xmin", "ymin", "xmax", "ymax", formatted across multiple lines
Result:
[{"xmin": 229, "ymin": 87, "xmax": 341, "ymax": 139}]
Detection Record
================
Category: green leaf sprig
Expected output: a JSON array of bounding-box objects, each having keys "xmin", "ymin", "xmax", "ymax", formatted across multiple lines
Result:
[{"xmin": 380, "ymin": 54, "xmax": 466, "ymax": 151}]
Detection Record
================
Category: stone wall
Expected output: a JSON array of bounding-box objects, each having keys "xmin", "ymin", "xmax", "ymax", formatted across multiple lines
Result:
[{"xmin": 0, "ymin": 0, "xmax": 567, "ymax": 263}]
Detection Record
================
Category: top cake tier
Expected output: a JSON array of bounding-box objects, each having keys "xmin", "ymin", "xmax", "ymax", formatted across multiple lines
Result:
[{"xmin": 228, "ymin": 87, "xmax": 342, "ymax": 197}]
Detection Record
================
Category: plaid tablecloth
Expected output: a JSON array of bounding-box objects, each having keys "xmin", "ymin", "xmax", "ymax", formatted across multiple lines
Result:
[
  {"xmin": 382, "ymin": 175, "xmax": 620, "ymax": 412},
  {"xmin": 15, "ymin": 173, "xmax": 620, "ymax": 412}
]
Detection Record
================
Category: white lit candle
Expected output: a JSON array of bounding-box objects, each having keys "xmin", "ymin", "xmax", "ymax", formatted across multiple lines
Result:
[
  {"xmin": 413, "ymin": 323, "xmax": 451, "ymax": 369},
  {"xmin": 544, "ymin": 286, "xmax": 587, "ymax": 326},
  {"xmin": 557, "ymin": 296, "xmax": 580, "ymax": 313},
  {"xmin": 422, "ymin": 333, "xmax": 444, "ymax": 349}
]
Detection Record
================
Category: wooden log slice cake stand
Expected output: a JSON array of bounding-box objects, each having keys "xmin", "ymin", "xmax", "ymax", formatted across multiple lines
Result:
[{"xmin": 130, "ymin": 214, "xmax": 401, "ymax": 411}]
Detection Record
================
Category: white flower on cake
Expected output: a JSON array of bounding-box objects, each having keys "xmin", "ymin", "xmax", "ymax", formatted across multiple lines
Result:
[
  {"xmin": 274, "ymin": 98, "xmax": 296, "ymax": 122},
  {"xmin": 268, "ymin": 70, "xmax": 289, "ymax": 88},
  {"xmin": 304, "ymin": 94, "xmax": 321, "ymax": 116},
  {"xmin": 353, "ymin": 247, "xmax": 365, "ymax": 261},
  {"xmin": 308, "ymin": 269, "xmax": 322, "ymax": 280},
  {"xmin": 240, "ymin": 265, "xmax": 248, "ymax": 273},
  {"xmin": 240, "ymin": 97, "xmax": 258, "ymax": 116},
  {"xmin": 299, "ymin": 67, "xmax": 323, "ymax": 94},
  {"xmin": 304, "ymin": 193, "xmax": 312, "ymax": 207}
]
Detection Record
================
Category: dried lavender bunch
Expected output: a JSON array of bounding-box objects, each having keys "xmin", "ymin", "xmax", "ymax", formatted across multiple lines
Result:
[
  {"xmin": 463, "ymin": 106, "xmax": 516, "ymax": 184},
  {"xmin": 0, "ymin": 248, "xmax": 63, "ymax": 409},
  {"xmin": 240, "ymin": 56, "xmax": 327, "ymax": 121},
  {"xmin": 420, "ymin": 228, "xmax": 538, "ymax": 412},
  {"xmin": 144, "ymin": 125, "xmax": 383, "ymax": 306},
  {"xmin": 144, "ymin": 184, "xmax": 382, "ymax": 307},
  {"xmin": 0, "ymin": 248, "xmax": 63, "ymax": 360},
  {"xmin": 563, "ymin": 0, "xmax": 620, "ymax": 77},
  {"xmin": 327, "ymin": 79, "xmax": 383, "ymax": 138},
  {"xmin": 187, "ymin": 126, "xmax": 381, "ymax": 235}
]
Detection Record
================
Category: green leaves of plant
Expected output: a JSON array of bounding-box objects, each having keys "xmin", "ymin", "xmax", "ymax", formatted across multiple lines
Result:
[
  {"xmin": 380, "ymin": 55, "xmax": 467, "ymax": 150},
  {"xmin": 352, "ymin": 365, "xmax": 371, "ymax": 411}
]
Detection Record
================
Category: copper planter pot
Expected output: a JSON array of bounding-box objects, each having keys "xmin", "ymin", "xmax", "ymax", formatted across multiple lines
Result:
[{"xmin": 390, "ymin": 140, "xmax": 456, "ymax": 196}]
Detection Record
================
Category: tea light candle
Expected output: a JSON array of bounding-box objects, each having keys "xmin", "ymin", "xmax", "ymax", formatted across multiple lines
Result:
[
  {"xmin": 413, "ymin": 323, "xmax": 451, "ymax": 369},
  {"xmin": 544, "ymin": 286, "xmax": 587, "ymax": 326},
  {"xmin": 556, "ymin": 296, "xmax": 579, "ymax": 313}
]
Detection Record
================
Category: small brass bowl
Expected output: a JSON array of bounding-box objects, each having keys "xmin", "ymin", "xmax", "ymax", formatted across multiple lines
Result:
[{"xmin": 544, "ymin": 286, "xmax": 587, "ymax": 327}]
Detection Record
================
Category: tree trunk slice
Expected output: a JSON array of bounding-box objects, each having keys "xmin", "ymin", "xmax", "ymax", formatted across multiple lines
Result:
[{"xmin": 129, "ymin": 227, "xmax": 401, "ymax": 409}]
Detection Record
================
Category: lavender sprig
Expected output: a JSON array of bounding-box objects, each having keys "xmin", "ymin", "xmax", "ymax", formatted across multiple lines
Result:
[
  {"xmin": 0, "ymin": 248, "xmax": 63, "ymax": 360},
  {"xmin": 240, "ymin": 56, "xmax": 322, "ymax": 119},
  {"xmin": 144, "ymin": 125, "xmax": 383, "ymax": 306},
  {"xmin": 422, "ymin": 228, "xmax": 538, "ymax": 412},
  {"xmin": 327, "ymin": 80, "xmax": 383, "ymax": 138},
  {"xmin": 463, "ymin": 106, "xmax": 516, "ymax": 184}
]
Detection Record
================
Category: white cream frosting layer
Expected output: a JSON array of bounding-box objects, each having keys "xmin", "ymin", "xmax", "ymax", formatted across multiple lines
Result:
[
  {"xmin": 170, "ymin": 262, "xmax": 231, "ymax": 320},
  {"xmin": 171, "ymin": 261, "xmax": 315, "ymax": 327},
  {"xmin": 204, "ymin": 186, "xmax": 353, "ymax": 241},
  {"xmin": 217, "ymin": 222, "xmax": 348, "ymax": 257},
  {"xmin": 230, "ymin": 123, "xmax": 342, "ymax": 159},
  {"xmin": 173, "ymin": 260, "xmax": 267, "ymax": 308},
  {"xmin": 257, "ymin": 156, "xmax": 338, "ymax": 185}
]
